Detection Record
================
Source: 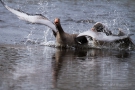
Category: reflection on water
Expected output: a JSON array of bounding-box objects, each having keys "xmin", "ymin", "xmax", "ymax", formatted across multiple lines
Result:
[{"xmin": 0, "ymin": 45, "xmax": 135, "ymax": 90}]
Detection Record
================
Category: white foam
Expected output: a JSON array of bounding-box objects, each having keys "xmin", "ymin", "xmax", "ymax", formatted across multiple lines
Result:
[{"xmin": 40, "ymin": 40, "xmax": 56, "ymax": 47}]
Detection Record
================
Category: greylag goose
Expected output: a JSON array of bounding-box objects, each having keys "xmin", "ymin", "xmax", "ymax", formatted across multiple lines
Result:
[{"xmin": 0, "ymin": 0, "xmax": 88, "ymax": 48}]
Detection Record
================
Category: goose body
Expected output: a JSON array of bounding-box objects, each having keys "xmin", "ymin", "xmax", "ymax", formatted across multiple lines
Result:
[{"xmin": 54, "ymin": 18, "xmax": 88, "ymax": 47}]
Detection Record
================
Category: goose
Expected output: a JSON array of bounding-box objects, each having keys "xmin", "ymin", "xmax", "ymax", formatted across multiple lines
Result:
[
  {"xmin": 77, "ymin": 23, "xmax": 134, "ymax": 47},
  {"xmin": 1, "ymin": 0, "xmax": 134, "ymax": 48},
  {"xmin": 0, "ymin": 0, "xmax": 88, "ymax": 48}
]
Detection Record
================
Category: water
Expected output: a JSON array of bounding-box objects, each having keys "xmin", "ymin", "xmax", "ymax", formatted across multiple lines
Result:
[
  {"xmin": 0, "ymin": 0, "xmax": 135, "ymax": 90},
  {"xmin": 0, "ymin": 45, "xmax": 135, "ymax": 90}
]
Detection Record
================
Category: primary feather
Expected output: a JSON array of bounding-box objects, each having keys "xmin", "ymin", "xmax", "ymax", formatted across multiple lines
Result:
[{"xmin": 1, "ymin": 0, "xmax": 57, "ymax": 31}]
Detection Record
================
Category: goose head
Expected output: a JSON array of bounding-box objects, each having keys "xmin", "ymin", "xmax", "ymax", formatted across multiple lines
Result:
[{"xmin": 54, "ymin": 18, "xmax": 64, "ymax": 33}]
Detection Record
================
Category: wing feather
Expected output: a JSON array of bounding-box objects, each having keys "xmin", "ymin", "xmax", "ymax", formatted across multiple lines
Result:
[
  {"xmin": 1, "ymin": 0, "xmax": 57, "ymax": 31},
  {"xmin": 77, "ymin": 30, "xmax": 129, "ymax": 42}
]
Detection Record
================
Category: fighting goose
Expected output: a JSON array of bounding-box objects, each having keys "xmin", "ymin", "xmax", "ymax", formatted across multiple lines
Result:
[
  {"xmin": 77, "ymin": 23, "xmax": 134, "ymax": 47},
  {"xmin": 0, "ymin": 0, "xmax": 88, "ymax": 47},
  {"xmin": 92, "ymin": 22, "xmax": 112, "ymax": 36}
]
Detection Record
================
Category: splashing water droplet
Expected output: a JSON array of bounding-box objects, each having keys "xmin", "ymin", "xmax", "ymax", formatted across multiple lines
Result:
[
  {"xmin": 24, "ymin": 31, "xmax": 33, "ymax": 45},
  {"xmin": 43, "ymin": 28, "xmax": 50, "ymax": 43}
]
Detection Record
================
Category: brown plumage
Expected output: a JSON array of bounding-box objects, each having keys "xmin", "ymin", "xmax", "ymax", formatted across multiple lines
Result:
[
  {"xmin": 92, "ymin": 22, "xmax": 112, "ymax": 36},
  {"xmin": 53, "ymin": 18, "xmax": 88, "ymax": 47}
]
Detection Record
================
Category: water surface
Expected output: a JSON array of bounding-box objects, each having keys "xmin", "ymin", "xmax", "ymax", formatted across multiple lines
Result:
[{"xmin": 0, "ymin": 0, "xmax": 135, "ymax": 90}]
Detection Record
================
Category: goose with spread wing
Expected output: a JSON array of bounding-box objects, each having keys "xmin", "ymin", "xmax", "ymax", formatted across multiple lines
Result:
[{"xmin": 0, "ymin": 0, "xmax": 88, "ymax": 47}]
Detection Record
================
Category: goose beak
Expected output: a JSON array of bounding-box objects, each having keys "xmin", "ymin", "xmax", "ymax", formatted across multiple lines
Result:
[{"xmin": 54, "ymin": 18, "xmax": 60, "ymax": 24}]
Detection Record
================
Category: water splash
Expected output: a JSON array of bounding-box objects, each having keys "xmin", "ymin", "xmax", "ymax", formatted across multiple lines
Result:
[
  {"xmin": 43, "ymin": 28, "xmax": 50, "ymax": 43},
  {"xmin": 40, "ymin": 28, "xmax": 56, "ymax": 47},
  {"xmin": 24, "ymin": 30, "xmax": 33, "ymax": 44},
  {"xmin": 38, "ymin": 1, "xmax": 48, "ymax": 14},
  {"xmin": 24, "ymin": 30, "xmax": 40, "ymax": 45},
  {"xmin": 86, "ymin": 35, "xmax": 135, "ymax": 50}
]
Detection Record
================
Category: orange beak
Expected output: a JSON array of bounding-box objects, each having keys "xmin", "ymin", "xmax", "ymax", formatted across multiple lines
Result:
[{"xmin": 54, "ymin": 18, "xmax": 60, "ymax": 24}]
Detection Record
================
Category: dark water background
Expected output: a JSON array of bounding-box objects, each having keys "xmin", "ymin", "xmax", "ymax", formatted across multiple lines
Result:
[{"xmin": 0, "ymin": 0, "xmax": 135, "ymax": 90}]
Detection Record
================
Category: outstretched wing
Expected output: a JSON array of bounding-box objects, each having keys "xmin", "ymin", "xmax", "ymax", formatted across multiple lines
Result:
[
  {"xmin": 0, "ymin": 0, "xmax": 57, "ymax": 32},
  {"xmin": 77, "ymin": 30, "xmax": 130, "ymax": 42},
  {"xmin": 77, "ymin": 30, "xmax": 97, "ymax": 38}
]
